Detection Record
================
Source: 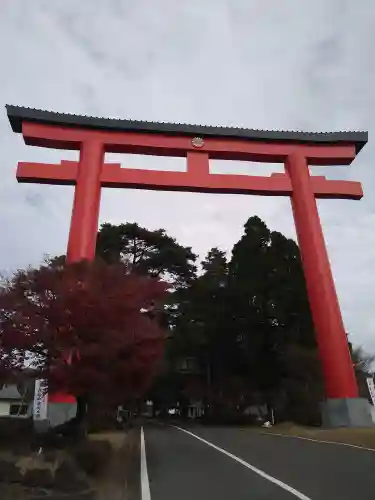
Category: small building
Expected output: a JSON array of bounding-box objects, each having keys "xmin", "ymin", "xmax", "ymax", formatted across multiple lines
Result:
[
  {"xmin": 187, "ymin": 400, "xmax": 204, "ymax": 419},
  {"xmin": 0, "ymin": 383, "xmax": 33, "ymax": 419}
]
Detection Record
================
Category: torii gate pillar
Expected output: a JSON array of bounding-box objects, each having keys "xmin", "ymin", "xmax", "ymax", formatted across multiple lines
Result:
[{"xmin": 286, "ymin": 152, "xmax": 371, "ymax": 427}]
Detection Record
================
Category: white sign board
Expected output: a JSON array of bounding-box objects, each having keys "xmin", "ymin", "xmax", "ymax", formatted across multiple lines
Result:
[
  {"xmin": 366, "ymin": 377, "xmax": 375, "ymax": 406},
  {"xmin": 33, "ymin": 379, "xmax": 48, "ymax": 421}
]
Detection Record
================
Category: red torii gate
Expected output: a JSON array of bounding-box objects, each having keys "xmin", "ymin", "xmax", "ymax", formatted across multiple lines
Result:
[{"xmin": 6, "ymin": 105, "xmax": 371, "ymax": 427}]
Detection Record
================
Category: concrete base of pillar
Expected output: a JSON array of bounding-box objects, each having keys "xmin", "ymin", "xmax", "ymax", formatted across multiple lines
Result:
[
  {"xmin": 321, "ymin": 398, "xmax": 373, "ymax": 428},
  {"xmin": 33, "ymin": 419, "xmax": 50, "ymax": 434},
  {"xmin": 48, "ymin": 402, "xmax": 77, "ymax": 428},
  {"xmin": 33, "ymin": 403, "xmax": 78, "ymax": 433}
]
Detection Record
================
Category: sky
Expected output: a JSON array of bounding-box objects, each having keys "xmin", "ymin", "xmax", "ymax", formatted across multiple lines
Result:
[{"xmin": 0, "ymin": 0, "xmax": 374, "ymax": 352}]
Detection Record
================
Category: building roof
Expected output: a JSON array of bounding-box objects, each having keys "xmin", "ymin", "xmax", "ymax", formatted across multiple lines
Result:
[
  {"xmin": 6, "ymin": 105, "xmax": 368, "ymax": 153},
  {"xmin": 0, "ymin": 384, "xmax": 25, "ymax": 400}
]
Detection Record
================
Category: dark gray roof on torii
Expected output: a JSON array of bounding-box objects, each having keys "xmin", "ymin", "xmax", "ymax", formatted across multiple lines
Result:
[{"xmin": 6, "ymin": 105, "xmax": 368, "ymax": 153}]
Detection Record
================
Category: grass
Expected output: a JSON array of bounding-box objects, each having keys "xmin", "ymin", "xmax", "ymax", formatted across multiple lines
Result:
[
  {"xmin": 0, "ymin": 422, "xmax": 139, "ymax": 500},
  {"xmin": 88, "ymin": 430, "xmax": 128, "ymax": 450},
  {"xmin": 260, "ymin": 422, "xmax": 375, "ymax": 450},
  {"xmin": 88, "ymin": 429, "xmax": 140, "ymax": 500}
]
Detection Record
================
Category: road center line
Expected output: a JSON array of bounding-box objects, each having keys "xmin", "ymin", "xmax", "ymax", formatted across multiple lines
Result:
[
  {"xmin": 141, "ymin": 426, "xmax": 151, "ymax": 500},
  {"xmin": 173, "ymin": 426, "xmax": 312, "ymax": 500}
]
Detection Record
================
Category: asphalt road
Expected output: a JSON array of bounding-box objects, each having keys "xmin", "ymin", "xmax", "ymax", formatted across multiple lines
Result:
[{"xmin": 143, "ymin": 423, "xmax": 375, "ymax": 500}]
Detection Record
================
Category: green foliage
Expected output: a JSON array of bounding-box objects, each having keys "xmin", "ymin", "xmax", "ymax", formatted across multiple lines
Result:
[
  {"xmin": 96, "ymin": 222, "xmax": 197, "ymax": 288},
  {"xmin": 26, "ymin": 217, "xmax": 371, "ymax": 427},
  {"xmin": 351, "ymin": 346, "xmax": 375, "ymax": 375},
  {"xmin": 2, "ymin": 217, "xmax": 370, "ymax": 428},
  {"xmin": 154, "ymin": 216, "xmax": 323, "ymax": 424}
]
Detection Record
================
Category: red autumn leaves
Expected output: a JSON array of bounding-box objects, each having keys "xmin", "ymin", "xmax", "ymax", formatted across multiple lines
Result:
[{"xmin": 0, "ymin": 259, "xmax": 167, "ymax": 403}]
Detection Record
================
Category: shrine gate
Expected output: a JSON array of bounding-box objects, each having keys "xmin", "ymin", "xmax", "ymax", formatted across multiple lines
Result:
[{"xmin": 6, "ymin": 105, "xmax": 371, "ymax": 427}]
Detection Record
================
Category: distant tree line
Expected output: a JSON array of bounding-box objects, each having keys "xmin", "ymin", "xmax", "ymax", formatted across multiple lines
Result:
[
  {"xmin": 0, "ymin": 217, "xmax": 372, "ymax": 428},
  {"xmin": 96, "ymin": 217, "xmax": 372, "ymax": 425}
]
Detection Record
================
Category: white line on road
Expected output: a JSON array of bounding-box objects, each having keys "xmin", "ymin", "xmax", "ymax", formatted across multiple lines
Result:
[
  {"xmin": 141, "ymin": 426, "xmax": 151, "ymax": 500},
  {"xmin": 173, "ymin": 426, "xmax": 312, "ymax": 500},
  {"xmin": 260, "ymin": 431, "xmax": 375, "ymax": 452}
]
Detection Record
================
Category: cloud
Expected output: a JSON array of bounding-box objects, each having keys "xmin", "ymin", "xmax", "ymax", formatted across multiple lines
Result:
[{"xmin": 0, "ymin": 0, "xmax": 374, "ymax": 352}]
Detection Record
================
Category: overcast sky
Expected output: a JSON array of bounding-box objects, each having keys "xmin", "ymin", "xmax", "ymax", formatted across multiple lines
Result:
[{"xmin": 1, "ymin": 0, "xmax": 374, "ymax": 352}]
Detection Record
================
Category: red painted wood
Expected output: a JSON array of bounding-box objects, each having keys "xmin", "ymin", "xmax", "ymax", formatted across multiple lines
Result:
[
  {"xmin": 17, "ymin": 161, "xmax": 78, "ymax": 184},
  {"xmin": 21, "ymin": 122, "xmax": 357, "ymax": 165},
  {"xmin": 51, "ymin": 141, "xmax": 104, "ymax": 404},
  {"xmin": 186, "ymin": 150, "xmax": 210, "ymax": 177},
  {"xmin": 66, "ymin": 140, "xmax": 104, "ymax": 262},
  {"xmin": 286, "ymin": 152, "xmax": 358, "ymax": 399},
  {"xmin": 17, "ymin": 161, "xmax": 363, "ymax": 199},
  {"xmin": 48, "ymin": 392, "xmax": 77, "ymax": 404}
]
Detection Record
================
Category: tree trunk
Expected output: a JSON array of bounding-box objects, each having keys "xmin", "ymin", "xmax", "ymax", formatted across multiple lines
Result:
[{"xmin": 58, "ymin": 395, "xmax": 88, "ymax": 439}]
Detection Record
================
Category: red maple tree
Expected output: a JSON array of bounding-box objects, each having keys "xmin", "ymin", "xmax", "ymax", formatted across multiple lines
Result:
[{"xmin": 0, "ymin": 258, "xmax": 167, "ymax": 405}]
